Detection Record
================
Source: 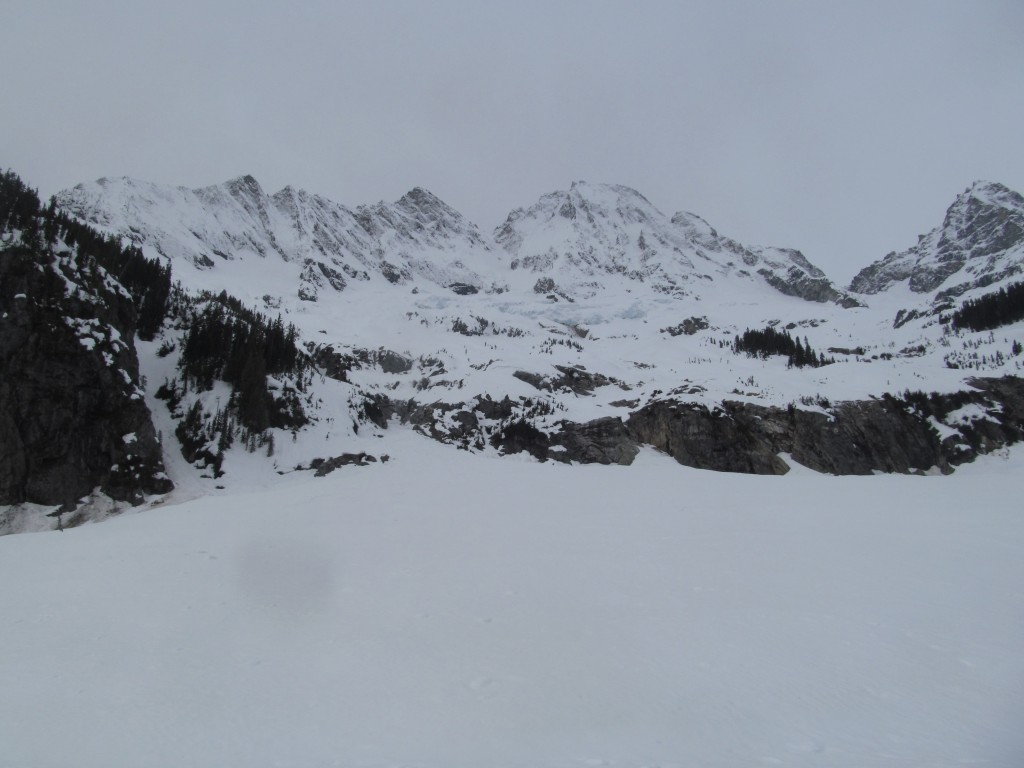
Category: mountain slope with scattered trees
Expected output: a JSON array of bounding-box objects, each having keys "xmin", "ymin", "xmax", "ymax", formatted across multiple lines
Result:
[
  {"xmin": 0, "ymin": 169, "xmax": 171, "ymax": 524},
  {"xmin": 155, "ymin": 289, "xmax": 311, "ymax": 476}
]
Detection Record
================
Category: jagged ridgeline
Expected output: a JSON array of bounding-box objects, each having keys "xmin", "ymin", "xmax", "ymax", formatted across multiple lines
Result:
[
  {"xmin": 157, "ymin": 289, "xmax": 310, "ymax": 475},
  {"xmin": 0, "ymin": 169, "xmax": 172, "ymax": 510}
]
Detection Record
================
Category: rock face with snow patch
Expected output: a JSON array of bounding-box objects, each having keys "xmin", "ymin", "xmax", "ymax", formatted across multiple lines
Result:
[
  {"xmin": 352, "ymin": 378, "xmax": 1024, "ymax": 475},
  {"xmin": 849, "ymin": 181, "xmax": 1024, "ymax": 301}
]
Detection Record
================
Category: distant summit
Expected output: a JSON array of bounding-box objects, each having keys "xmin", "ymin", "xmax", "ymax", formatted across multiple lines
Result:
[
  {"xmin": 849, "ymin": 180, "xmax": 1024, "ymax": 300},
  {"xmin": 57, "ymin": 175, "xmax": 499, "ymax": 301},
  {"xmin": 494, "ymin": 181, "xmax": 857, "ymax": 305},
  {"xmin": 58, "ymin": 175, "xmax": 858, "ymax": 307}
]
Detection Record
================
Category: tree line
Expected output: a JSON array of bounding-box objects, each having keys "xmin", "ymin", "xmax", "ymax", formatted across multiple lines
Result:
[
  {"xmin": 1, "ymin": 169, "xmax": 171, "ymax": 339},
  {"xmin": 733, "ymin": 325, "xmax": 833, "ymax": 368},
  {"xmin": 950, "ymin": 282, "xmax": 1024, "ymax": 332}
]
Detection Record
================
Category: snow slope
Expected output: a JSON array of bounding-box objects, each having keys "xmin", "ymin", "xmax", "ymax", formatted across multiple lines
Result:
[{"xmin": 2, "ymin": 436, "xmax": 1022, "ymax": 768}]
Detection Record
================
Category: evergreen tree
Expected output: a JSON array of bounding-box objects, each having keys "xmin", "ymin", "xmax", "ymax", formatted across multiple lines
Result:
[
  {"xmin": 733, "ymin": 325, "xmax": 832, "ymax": 368},
  {"xmin": 951, "ymin": 282, "xmax": 1024, "ymax": 332},
  {"xmin": 236, "ymin": 336, "xmax": 271, "ymax": 433}
]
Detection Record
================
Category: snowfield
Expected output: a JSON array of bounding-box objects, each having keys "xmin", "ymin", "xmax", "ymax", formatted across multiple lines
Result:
[{"xmin": 2, "ymin": 434, "xmax": 1022, "ymax": 768}]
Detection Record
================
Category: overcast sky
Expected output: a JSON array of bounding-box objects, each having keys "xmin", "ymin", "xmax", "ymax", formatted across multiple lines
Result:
[{"xmin": 3, "ymin": 1, "xmax": 1022, "ymax": 283}]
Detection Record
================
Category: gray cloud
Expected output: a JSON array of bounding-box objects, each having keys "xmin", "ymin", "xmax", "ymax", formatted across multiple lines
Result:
[{"xmin": 3, "ymin": 0, "xmax": 1022, "ymax": 283}]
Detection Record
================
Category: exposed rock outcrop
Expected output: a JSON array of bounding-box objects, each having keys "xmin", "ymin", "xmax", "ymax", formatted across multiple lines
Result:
[
  {"xmin": 627, "ymin": 377, "xmax": 1024, "ymax": 475},
  {"xmin": 310, "ymin": 452, "xmax": 380, "ymax": 476},
  {"xmin": 513, "ymin": 365, "xmax": 624, "ymax": 396},
  {"xmin": 660, "ymin": 316, "xmax": 709, "ymax": 336},
  {"xmin": 550, "ymin": 417, "xmax": 638, "ymax": 465},
  {"xmin": 627, "ymin": 401, "xmax": 791, "ymax": 474},
  {"xmin": 347, "ymin": 376, "xmax": 1024, "ymax": 475},
  {"xmin": 308, "ymin": 344, "xmax": 414, "ymax": 381},
  {"xmin": 487, "ymin": 415, "xmax": 639, "ymax": 465},
  {"xmin": 348, "ymin": 391, "xmax": 639, "ymax": 465}
]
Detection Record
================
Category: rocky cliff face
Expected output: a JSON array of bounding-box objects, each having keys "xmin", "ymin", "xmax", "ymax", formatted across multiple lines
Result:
[
  {"xmin": 339, "ymin": 377, "xmax": 1023, "ymax": 476},
  {"xmin": 627, "ymin": 377, "xmax": 1024, "ymax": 475},
  {"xmin": 849, "ymin": 181, "xmax": 1024, "ymax": 300},
  {"xmin": 0, "ymin": 220, "xmax": 171, "ymax": 517}
]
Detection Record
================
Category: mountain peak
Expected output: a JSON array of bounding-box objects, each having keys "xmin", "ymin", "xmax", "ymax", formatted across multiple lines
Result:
[
  {"xmin": 953, "ymin": 180, "xmax": 1024, "ymax": 213},
  {"xmin": 566, "ymin": 180, "xmax": 653, "ymax": 205},
  {"xmin": 491, "ymin": 181, "xmax": 850, "ymax": 304},
  {"xmin": 849, "ymin": 180, "xmax": 1024, "ymax": 296},
  {"xmin": 964, "ymin": 179, "xmax": 1013, "ymax": 195},
  {"xmin": 671, "ymin": 210, "xmax": 719, "ymax": 240},
  {"xmin": 397, "ymin": 186, "xmax": 448, "ymax": 211},
  {"xmin": 224, "ymin": 174, "xmax": 265, "ymax": 198}
]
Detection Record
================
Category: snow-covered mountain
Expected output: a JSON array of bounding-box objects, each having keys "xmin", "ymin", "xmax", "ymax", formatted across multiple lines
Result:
[
  {"xmin": 496, "ymin": 180, "xmax": 858, "ymax": 306},
  {"xmin": 52, "ymin": 175, "xmax": 901, "ymax": 452},
  {"xmin": 849, "ymin": 180, "xmax": 1024, "ymax": 302},
  {"xmin": 58, "ymin": 175, "xmax": 856, "ymax": 307},
  {"xmin": 51, "ymin": 171, "xmax": 1024, "ymax": 411},
  {"xmin": 4, "ymin": 168, "xmax": 1023, "ymax": 533},
  {"xmin": 57, "ymin": 175, "xmax": 502, "ymax": 302}
]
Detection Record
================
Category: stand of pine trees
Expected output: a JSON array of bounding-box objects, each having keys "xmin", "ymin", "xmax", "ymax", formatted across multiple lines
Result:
[
  {"xmin": 1, "ymin": 169, "xmax": 171, "ymax": 340},
  {"xmin": 162, "ymin": 290, "xmax": 310, "ymax": 468},
  {"xmin": 950, "ymin": 282, "xmax": 1024, "ymax": 332},
  {"xmin": 733, "ymin": 326, "xmax": 833, "ymax": 368}
]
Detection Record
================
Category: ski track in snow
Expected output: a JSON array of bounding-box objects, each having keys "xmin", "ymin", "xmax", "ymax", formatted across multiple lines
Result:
[{"xmin": 1, "ymin": 436, "xmax": 1023, "ymax": 768}]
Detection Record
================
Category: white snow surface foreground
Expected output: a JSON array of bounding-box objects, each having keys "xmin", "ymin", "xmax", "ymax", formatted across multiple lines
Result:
[{"xmin": 2, "ymin": 436, "xmax": 1022, "ymax": 768}]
